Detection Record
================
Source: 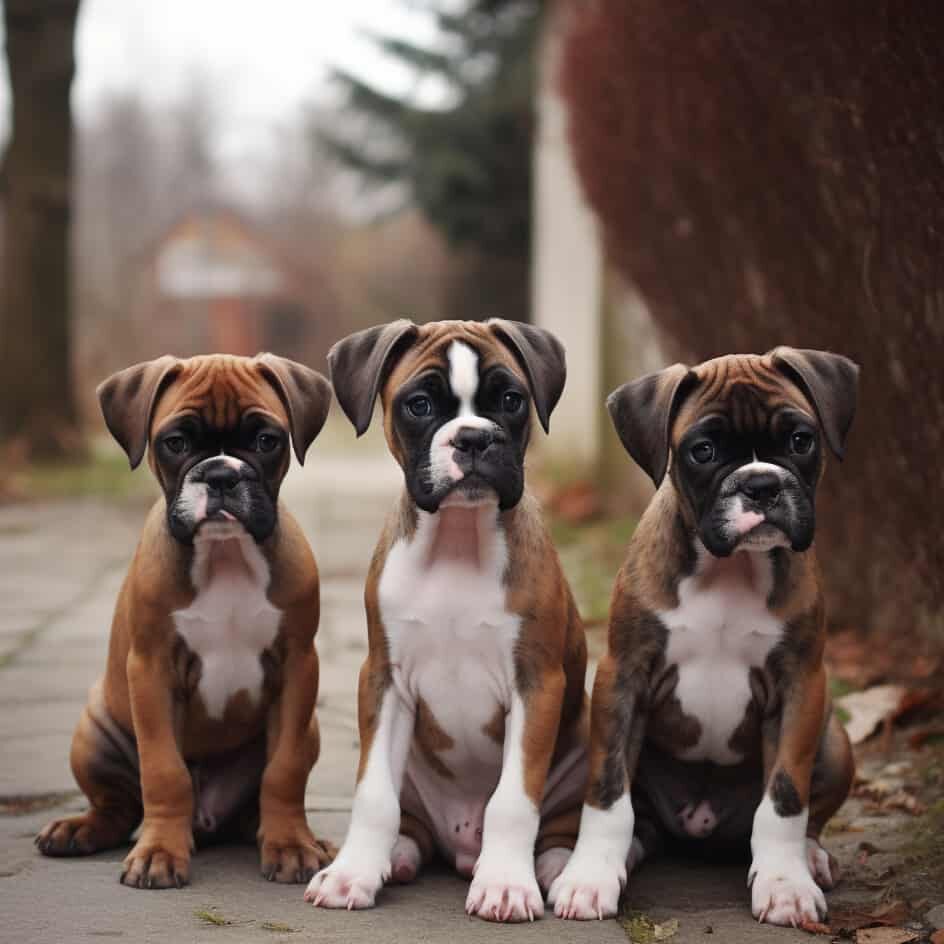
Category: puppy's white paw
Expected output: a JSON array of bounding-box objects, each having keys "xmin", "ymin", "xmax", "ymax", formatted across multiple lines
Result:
[
  {"xmin": 547, "ymin": 852, "xmax": 624, "ymax": 920},
  {"xmin": 303, "ymin": 854, "xmax": 389, "ymax": 910},
  {"xmin": 535, "ymin": 846, "xmax": 571, "ymax": 895},
  {"xmin": 465, "ymin": 856, "xmax": 544, "ymax": 922},
  {"xmin": 749, "ymin": 856, "xmax": 827, "ymax": 927},
  {"xmin": 806, "ymin": 837, "xmax": 838, "ymax": 890}
]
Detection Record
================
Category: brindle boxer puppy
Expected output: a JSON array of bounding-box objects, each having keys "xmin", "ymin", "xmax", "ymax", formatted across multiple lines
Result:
[
  {"xmin": 550, "ymin": 348, "xmax": 857, "ymax": 927},
  {"xmin": 37, "ymin": 354, "xmax": 335, "ymax": 888},
  {"xmin": 305, "ymin": 319, "xmax": 588, "ymax": 921}
]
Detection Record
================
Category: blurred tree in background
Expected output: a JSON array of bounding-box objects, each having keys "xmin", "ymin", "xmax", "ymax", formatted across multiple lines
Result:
[
  {"xmin": 0, "ymin": 0, "xmax": 81, "ymax": 459},
  {"xmin": 320, "ymin": 0, "xmax": 541, "ymax": 321},
  {"xmin": 560, "ymin": 0, "xmax": 944, "ymax": 652}
]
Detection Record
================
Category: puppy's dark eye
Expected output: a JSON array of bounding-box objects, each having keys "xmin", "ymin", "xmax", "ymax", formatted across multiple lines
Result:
[
  {"xmin": 690, "ymin": 440, "xmax": 715, "ymax": 464},
  {"xmin": 163, "ymin": 434, "xmax": 189, "ymax": 456},
  {"xmin": 255, "ymin": 433, "xmax": 280, "ymax": 453},
  {"xmin": 406, "ymin": 395, "xmax": 432, "ymax": 418},
  {"xmin": 790, "ymin": 431, "xmax": 814, "ymax": 455},
  {"xmin": 502, "ymin": 391, "xmax": 524, "ymax": 414}
]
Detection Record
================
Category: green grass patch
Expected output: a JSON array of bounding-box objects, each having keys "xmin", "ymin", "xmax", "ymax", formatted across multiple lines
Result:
[
  {"xmin": 550, "ymin": 512, "xmax": 636, "ymax": 625},
  {"xmin": 260, "ymin": 922, "xmax": 300, "ymax": 933},
  {"xmin": 16, "ymin": 444, "xmax": 157, "ymax": 503}
]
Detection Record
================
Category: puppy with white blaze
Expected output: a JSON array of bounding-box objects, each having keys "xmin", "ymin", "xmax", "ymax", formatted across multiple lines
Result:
[
  {"xmin": 550, "ymin": 348, "xmax": 858, "ymax": 927},
  {"xmin": 305, "ymin": 319, "xmax": 589, "ymax": 922}
]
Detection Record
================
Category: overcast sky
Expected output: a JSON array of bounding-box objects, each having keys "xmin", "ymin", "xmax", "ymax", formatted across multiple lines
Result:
[{"xmin": 0, "ymin": 0, "xmax": 448, "ymax": 152}]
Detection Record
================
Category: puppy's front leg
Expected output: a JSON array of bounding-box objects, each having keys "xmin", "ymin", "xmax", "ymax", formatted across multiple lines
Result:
[
  {"xmin": 121, "ymin": 648, "xmax": 194, "ymax": 889},
  {"xmin": 259, "ymin": 631, "xmax": 335, "ymax": 884},
  {"xmin": 749, "ymin": 662, "xmax": 828, "ymax": 927},
  {"xmin": 305, "ymin": 661, "xmax": 414, "ymax": 909},
  {"xmin": 549, "ymin": 654, "xmax": 644, "ymax": 920},
  {"xmin": 465, "ymin": 670, "xmax": 565, "ymax": 923}
]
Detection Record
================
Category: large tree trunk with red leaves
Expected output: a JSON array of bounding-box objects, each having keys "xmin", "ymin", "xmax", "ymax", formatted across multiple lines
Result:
[
  {"xmin": 560, "ymin": 1, "xmax": 944, "ymax": 651},
  {"xmin": 0, "ymin": 0, "xmax": 81, "ymax": 459}
]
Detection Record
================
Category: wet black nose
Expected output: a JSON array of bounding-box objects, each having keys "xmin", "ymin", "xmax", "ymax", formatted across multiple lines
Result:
[
  {"xmin": 739, "ymin": 471, "xmax": 781, "ymax": 507},
  {"xmin": 203, "ymin": 464, "xmax": 241, "ymax": 493},
  {"xmin": 453, "ymin": 426, "xmax": 493, "ymax": 454}
]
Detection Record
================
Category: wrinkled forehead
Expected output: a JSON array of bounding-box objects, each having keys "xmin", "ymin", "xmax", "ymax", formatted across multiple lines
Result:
[
  {"xmin": 382, "ymin": 322, "xmax": 525, "ymax": 401},
  {"xmin": 150, "ymin": 356, "xmax": 287, "ymax": 433},
  {"xmin": 673, "ymin": 353, "xmax": 815, "ymax": 440}
]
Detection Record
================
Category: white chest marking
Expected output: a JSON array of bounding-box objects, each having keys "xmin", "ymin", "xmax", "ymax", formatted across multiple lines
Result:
[
  {"xmin": 173, "ymin": 522, "xmax": 282, "ymax": 721},
  {"xmin": 378, "ymin": 504, "xmax": 519, "ymax": 783},
  {"xmin": 660, "ymin": 545, "xmax": 783, "ymax": 764}
]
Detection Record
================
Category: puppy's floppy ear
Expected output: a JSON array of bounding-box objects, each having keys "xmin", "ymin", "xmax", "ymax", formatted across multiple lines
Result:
[
  {"xmin": 327, "ymin": 320, "xmax": 419, "ymax": 436},
  {"xmin": 97, "ymin": 356, "xmax": 181, "ymax": 469},
  {"xmin": 256, "ymin": 354, "xmax": 332, "ymax": 465},
  {"xmin": 607, "ymin": 363, "xmax": 697, "ymax": 487},
  {"xmin": 769, "ymin": 347, "xmax": 859, "ymax": 459},
  {"xmin": 488, "ymin": 319, "xmax": 566, "ymax": 432}
]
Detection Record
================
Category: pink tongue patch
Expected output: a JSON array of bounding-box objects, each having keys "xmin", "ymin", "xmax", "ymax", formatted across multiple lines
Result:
[{"xmin": 734, "ymin": 510, "xmax": 765, "ymax": 535}]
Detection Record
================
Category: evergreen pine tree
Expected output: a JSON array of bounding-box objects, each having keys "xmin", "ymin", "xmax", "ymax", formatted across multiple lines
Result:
[{"xmin": 321, "ymin": 1, "xmax": 540, "ymax": 266}]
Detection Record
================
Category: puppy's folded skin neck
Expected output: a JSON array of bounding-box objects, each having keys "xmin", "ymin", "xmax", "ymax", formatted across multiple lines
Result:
[{"xmin": 421, "ymin": 499, "xmax": 500, "ymax": 572}]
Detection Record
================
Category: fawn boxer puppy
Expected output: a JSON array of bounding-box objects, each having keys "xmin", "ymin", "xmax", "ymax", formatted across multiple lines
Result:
[
  {"xmin": 37, "ymin": 354, "xmax": 335, "ymax": 888},
  {"xmin": 550, "ymin": 348, "xmax": 858, "ymax": 927},
  {"xmin": 305, "ymin": 319, "xmax": 588, "ymax": 921}
]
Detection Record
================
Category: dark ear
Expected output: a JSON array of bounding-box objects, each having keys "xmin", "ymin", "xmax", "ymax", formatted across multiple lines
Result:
[
  {"xmin": 96, "ymin": 356, "xmax": 181, "ymax": 469},
  {"xmin": 769, "ymin": 347, "xmax": 859, "ymax": 459},
  {"xmin": 327, "ymin": 320, "xmax": 419, "ymax": 435},
  {"xmin": 256, "ymin": 354, "xmax": 332, "ymax": 465},
  {"xmin": 606, "ymin": 363, "xmax": 696, "ymax": 487},
  {"xmin": 487, "ymin": 319, "xmax": 566, "ymax": 432}
]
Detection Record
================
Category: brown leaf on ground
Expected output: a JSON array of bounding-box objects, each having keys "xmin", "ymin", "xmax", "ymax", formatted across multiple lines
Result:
[
  {"xmin": 854, "ymin": 929, "xmax": 919, "ymax": 944},
  {"xmin": 798, "ymin": 917, "xmax": 831, "ymax": 934},
  {"xmin": 880, "ymin": 791, "xmax": 927, "ymax": 815},
  {"xmin": 828, "ymin": 900, "xmax": 910, "ymax": 932},
  {"xmin": 929, "ymin": 930, "xmax": 944, "ymax": 944},
  {"xmin": 907, "ymin": 725, "xmax": 944, "ymax": 750}
]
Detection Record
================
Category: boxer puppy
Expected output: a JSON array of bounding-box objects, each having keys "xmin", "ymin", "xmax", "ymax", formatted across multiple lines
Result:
[
  {"xmin": 37, "ymin": 354, "xmax": 336, "ymax": 888},
  {"xmin": 305, "ymin": 320, "xmax": 588, "ymax": 921},
  {"xmin": 550, "ymin": 348, "xmax": 858, "ymax": 927}
]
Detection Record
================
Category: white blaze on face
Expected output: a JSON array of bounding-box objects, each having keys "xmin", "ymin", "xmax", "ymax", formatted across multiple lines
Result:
[
  {"xmin": 428, "ymin": 341, "xmax": 496, "ymax": 491},
  {"xmin": 448, "ymin": 340, "xmax": 480, "ymax": 417}
]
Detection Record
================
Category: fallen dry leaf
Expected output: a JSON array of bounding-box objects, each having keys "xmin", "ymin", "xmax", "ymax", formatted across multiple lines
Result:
[
  {"xmin": 798, "ymin": 917, "xmax": 831, "ymax": 934},
  {"xmin": 930, "ymin": 930, "xmax": 944, "ymax": 944},
  {"xmin": 829, "ymin": 901, "xmax": 910, "ymax": 932},
  {"xmin": 837, "ymin": 685, "xmax": 907, "ymax": 744},
  {"xmin": 855, "ymin": 929, "xmax": 919, "ymax": 944},
  {"xmin": 881, "ymin": 791, "xmax": 926, "ymax": 815}
]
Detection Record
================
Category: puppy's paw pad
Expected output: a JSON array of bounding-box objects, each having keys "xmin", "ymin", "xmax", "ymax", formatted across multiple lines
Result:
[
  {"xmin": 261, "ymin": 833, "xmax": 336, "ymax": 885},
  {"xmin": 120, "ymin": 845, "xmax": 191, "ymax": 890},
  {"xmin": 465, "ymin": 874, "xmax": 544, "ymax": 923},
  {"xmin": 548, "ymin": 856, "xmax": 623, "ymax": 920},
  {"xmin": 751, "ymin": 868, "xmax": 826, "ymax": 927},
  {"xmin": 535, "ymin": 847, "xmax": 572, "ymax": 895},
  {"xmin": 36, "ymin": 816, "xmax": 97, "ymax": 857},
  {"xmin": 806, "ymin": 838, "xmax": 839, "ymax": 890},
  {"xmin": 304, "ymin": 863, "xmax": 385, "ymax": 910}
]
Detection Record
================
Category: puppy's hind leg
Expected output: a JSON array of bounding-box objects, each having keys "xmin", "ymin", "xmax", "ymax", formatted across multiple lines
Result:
[
  {"xmin": 391, "ymin": 812, "xmax": 435, "ymax": 884},
  {"xmin": 37, "ymin": 686, "xmax": 142, "ymax": 856}
]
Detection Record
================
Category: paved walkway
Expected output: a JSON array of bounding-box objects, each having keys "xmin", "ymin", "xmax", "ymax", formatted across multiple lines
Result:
[{"xmin": 0, "ymin": 451, "xmax": 920, "ymax": 943}]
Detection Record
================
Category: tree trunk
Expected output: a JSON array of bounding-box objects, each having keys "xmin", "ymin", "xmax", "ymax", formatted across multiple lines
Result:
[{"xmin": 0, "ymin": 0, "xmax": 81, "ymax": 459}]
